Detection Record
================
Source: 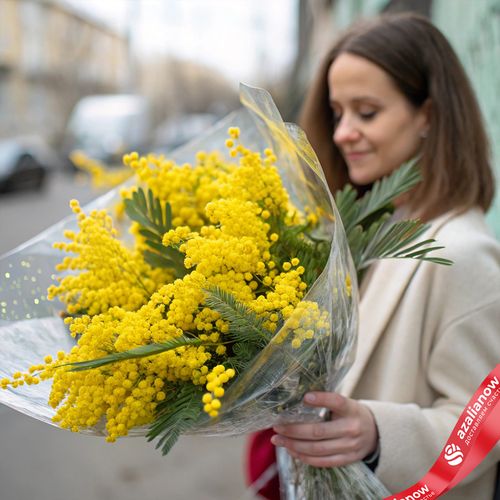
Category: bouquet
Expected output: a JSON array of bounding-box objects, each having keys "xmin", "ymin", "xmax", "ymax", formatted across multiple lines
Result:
[{"xmin": 0, "ymin": 85, "xmax": 449, "ymax": 499}]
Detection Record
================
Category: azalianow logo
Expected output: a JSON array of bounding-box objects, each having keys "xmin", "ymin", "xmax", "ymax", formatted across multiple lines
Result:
[{"xmin": 444, "ymin": 443, "xmax": 464, "ymax": 466}]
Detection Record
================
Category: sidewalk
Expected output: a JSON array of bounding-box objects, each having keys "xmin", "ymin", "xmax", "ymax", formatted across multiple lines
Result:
[{"xmin": 0, "ymin": 405, "xmax": 249, "ymax": 500}]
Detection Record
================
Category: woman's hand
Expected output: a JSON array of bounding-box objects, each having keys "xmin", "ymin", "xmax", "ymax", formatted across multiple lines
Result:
[{"xmin": 271, "ymin": 392, "xmax": 379, "ymax": 468}]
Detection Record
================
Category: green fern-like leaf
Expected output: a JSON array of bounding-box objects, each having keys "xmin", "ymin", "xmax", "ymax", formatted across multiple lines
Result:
[
  {"xmin": 144, "ymin": 241, "xmax": 186, "ymax": 271},
  {"xmin": 66, "ymin": 336, "xmax": 202, "ymax": 372},
  {"xmin": 124, "ymin": 187, "xmax": 186, "ymax": 278},
  {"xmin": 334, "ymin": 161, "xmax": 452, "ymax": 279},
  {"xmin": 147, "ymin": 384, "xmax": 203, "ymax": 456},
  {"xmin": 355, "ymin": 159, "xmax": 421, "ymax": 226},
  {"xmin": 230, "ymin": 342, "xmax": 262, "ymax": 372},
  {"xmin": 347, "ymin": 213, "xmax": 391, "ymax": 271},
  {"xmin": 334, "ymin": 184, "xmax": 359, "ymax": 232},
  {"xmin": 223, "ymin": 354, "xmax": 253, "ymax": 373},
  {"xmin": 204, "ymin": 286, "xmax": 271, "ymax": 346},
  {"xmin": 124, "ymin": 187, "xmax": 173, "ymax": 237},
  {"xmin": 359, "ymin": 220, "xmax": 452, "ymax": 270},
  {"xmin": 203, "ymin": 286, "xmax": 275, "ymax": 372},
  {"xmin": 143, "ymin": 250, "xmax": 180, "ymax": 270},
  {"xmin": 336, "ymin": 159, "xmax": 421, "ymax": 234}
]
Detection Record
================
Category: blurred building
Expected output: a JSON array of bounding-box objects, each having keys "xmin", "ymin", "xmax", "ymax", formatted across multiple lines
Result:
[{"xmin": 0, "ymin": 0, "xmax": 128, "ymax": 143}]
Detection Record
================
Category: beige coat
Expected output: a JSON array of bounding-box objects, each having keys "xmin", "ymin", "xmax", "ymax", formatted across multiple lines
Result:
[{"xmin": 341, "ymin": 208, "xmax": 500, "ymax": 499}]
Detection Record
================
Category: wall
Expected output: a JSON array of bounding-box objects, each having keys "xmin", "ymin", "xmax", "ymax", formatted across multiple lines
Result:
[
  {"xmin": 432, "ymin": 0, "xmax": 500, "ymax": 237},
  {"xmin": 0, "ymin": 0, "xmax": 128, "ymax": 143}
]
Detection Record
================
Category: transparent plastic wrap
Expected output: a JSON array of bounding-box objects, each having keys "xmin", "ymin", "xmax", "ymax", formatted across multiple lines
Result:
[
  {"xmin": 277, "ymin": 448, "xmax": 390, "ymax": 499},
  {"xmin": 0, "ymin": 84, "xmax": 389, "ymax": 498}
]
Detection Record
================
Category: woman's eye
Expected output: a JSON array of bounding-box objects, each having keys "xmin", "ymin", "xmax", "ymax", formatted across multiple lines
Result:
[{"xmin": 359, "ymin": 110, "xmax": 377, "ymax": 121}]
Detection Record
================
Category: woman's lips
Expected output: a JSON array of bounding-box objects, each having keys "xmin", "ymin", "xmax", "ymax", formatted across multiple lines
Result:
[{"xmin": 345, "ymin": 151, "xmax": 370, "ymax": 161}]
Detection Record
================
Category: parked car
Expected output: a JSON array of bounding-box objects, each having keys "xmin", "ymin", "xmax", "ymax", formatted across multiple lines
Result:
[
  {"xmin": 0, "ymin": 136, "xmax": 59, "ymax": 193},
  {"xmin": 63, "ymin": 94, "xmax": 152, "ymax": 168}
]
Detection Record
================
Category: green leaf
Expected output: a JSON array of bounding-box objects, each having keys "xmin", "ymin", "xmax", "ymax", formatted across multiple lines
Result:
[
  {"xmin": 155, "ymin": 193, "xmax": 164, "ymax": 228},
  {"xmin": 145, "ymin": 240, "xmax": 183, "ymax": 261},
  {"xmin": 358, "ymin": 220, "xmax": 453, "ymax": 270},
  {"xmin": 165, "ymin": 202, "xmax": 172, "ymax": 229},
  {"xmin": 125, "ymin": 187, "xmax": 174, "ymax": 236},
  {"xmin": 420, "ymin": 257, "xmax": 453, "ymax": 265},
  {"xmin": 223, "ymin": 355, "xmax": 250, "ymax": 372},
  {"xmin": 399, "ymin": 246, "xmax": 444, "ymax": 258},
  {"xmin": 347, "ymin": 214, "xmax": 391, "ymax": 271},
  {"xmin": 335, "ymin": 159, "xmax": 421, "ymax": 235},
  {"xmin": 204, "ymin": 286, "xmax": 270, "ymax": 346},
  {"xmin": 147, "ymin": 189, "xmax": 156, "ymax": 221},
  {"xmin": 124, "ymin": 200, "xmax": 158, "ymax": 232},
  {"xmin": 363, "ymin": 221, "xmax": 423, "ymax": 258},
  {"xmin": 334, "ymin": 185, "xmax": 359, "ymax": 232},
  {"xmin": 144, "ymin": 250, "xmax": 176, "ymax": 268},
  {"xmin": 355, "ymin": 159, "xmax": 421, "ymax": 227},
  {"xmin": 392, "ymin": 238, "xmax": 437, "ymax": 256},
  {"xmin": 143, "ymin": 250, "xmax": 188, "ymax": 278},
  {"xmin": 133, "ymin": 188, "xmax": 147, "ymax": 212},
  {"xmin": 67, "ymin": 336, "xmax": 202, "ymax": 372},
  {"xmin": 145, "ymin": 239, "xmax": 166, "ymax": 254},
  {"xmin": 147, "ymin": 384, "xmax": 202, "ymax": 456},
  {"xmin": 139, "ymin": 228, "xmax": 162, "ymax": 243},
  {"xmin": 334, "ymin": 161, "xmax": 452, "ymax": 279},
  {"xmin": 125, "ymin": 187, "xmax": 187, "ymax": 276}
]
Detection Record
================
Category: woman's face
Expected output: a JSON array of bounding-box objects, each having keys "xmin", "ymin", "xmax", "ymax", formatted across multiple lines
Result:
[{"xmin": 328, "ymin": 53, "xmax": 429, "ymax": 185}]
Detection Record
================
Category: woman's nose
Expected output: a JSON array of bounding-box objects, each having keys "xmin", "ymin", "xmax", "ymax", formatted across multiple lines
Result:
[{"xmin": 333, "ymin": 116, "xmax": 360, "ymax": 145}]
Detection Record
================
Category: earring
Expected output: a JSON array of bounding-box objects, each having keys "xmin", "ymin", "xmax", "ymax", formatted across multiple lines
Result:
[{"xmin": 420, "ymin": 130, "xmax": 428, "ymax": 139}]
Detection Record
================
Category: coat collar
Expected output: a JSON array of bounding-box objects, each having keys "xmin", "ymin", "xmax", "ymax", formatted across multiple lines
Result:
[{"xmin": 341, "ymin": 210, "xmax": 457, "ymax": 396}]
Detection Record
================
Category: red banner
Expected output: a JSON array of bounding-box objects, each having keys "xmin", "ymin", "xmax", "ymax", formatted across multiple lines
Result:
[{"xmin": 385, "ymin": 364, "xmax": 500, "ymax": 500}]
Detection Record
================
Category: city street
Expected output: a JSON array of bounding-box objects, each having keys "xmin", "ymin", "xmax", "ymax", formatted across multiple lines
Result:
[
  {"xmin": 1, "ymin": 1, "xmax": 499, "ymax": 499},
  {"xmin": 0, "ymin": 172, "xmax": 249, "ymax": 500}
]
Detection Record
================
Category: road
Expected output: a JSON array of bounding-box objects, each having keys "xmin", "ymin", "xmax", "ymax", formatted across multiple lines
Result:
[{"xmin": 0, "ymin": 172, "xmax": 249, "ymax": 500}]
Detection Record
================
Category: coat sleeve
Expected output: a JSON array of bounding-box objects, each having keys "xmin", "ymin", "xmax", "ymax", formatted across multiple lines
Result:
[
  {"xmin": 362, "ymin": 213, "xmax": 500, "ymax": 494},
  {"xmin": 362, "ymin": 299, "xmax": 500, "ymax": 492}
]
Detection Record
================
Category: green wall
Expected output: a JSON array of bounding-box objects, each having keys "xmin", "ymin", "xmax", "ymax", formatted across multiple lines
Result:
[{"xmin": 432, "ymin": 0, "xmax": 500, "ymax": 238}]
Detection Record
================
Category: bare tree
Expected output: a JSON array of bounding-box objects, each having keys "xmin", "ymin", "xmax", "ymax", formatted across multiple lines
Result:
[{"xmin": 139, "ymin": 57, "xmax": 239, "ymax": 127}]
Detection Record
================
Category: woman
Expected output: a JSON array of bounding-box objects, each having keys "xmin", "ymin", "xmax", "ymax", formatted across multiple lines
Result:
[{"xmin": 248, "ymin": 13, "xmax": 500, "ymax": 499}]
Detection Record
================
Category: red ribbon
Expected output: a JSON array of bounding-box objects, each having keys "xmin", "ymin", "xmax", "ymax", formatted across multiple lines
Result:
[{"xmin": 386, "ymin": 364, "xmax": 500, "ymax": 499}]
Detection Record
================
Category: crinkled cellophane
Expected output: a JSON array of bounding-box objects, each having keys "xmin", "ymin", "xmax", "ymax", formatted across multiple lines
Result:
[{"xmin": 0, "ymin": 84, "xmax": 389, "ymax": 499}]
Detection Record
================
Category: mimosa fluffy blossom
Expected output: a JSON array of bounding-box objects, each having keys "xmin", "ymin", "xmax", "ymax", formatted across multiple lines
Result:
[{"xmin": 2, "ymin": 128, "xmax": 329, "ymax": 443}]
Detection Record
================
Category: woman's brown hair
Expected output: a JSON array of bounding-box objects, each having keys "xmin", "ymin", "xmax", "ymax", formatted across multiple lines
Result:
[{"xmin": 300, "ymin": 12, "xmax": 495, "ymax": 220}]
